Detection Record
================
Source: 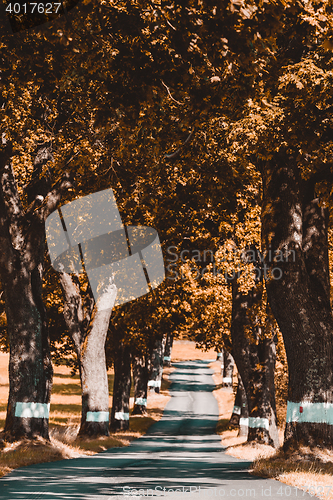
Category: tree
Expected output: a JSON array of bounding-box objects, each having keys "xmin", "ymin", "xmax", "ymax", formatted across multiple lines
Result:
[
  {"xmin": 231, "ymin": 275, "xmax": 279, "ymax": 447},
  {"xmin": 0, "ymin": 140, "xmax": 73, "ymax": 440},
  {"xmin": 132, "ymin": 354, "xmax": 149, "ymax": 415},
  {"xmin": 163, "ymin": 333, "xmax": 173, "ymax": 367},
  {"xmin": 222, "ymin": 350, "xmax": 234, "ymax": 388},
  {"xmin": 224, "ymin": 0, "xmax": 333, "ymax": 448},
  {"xmin": 262, "ymin": 152, "xmax": 333, "ymax": 448},
  {"xmin": 110, "ymin": 341, "xmax": 131, "ymax": 431},
  {"xmin": 59, "ymin": 272, "xmax": 116, "ymax": 436},
  {"xmin": 229, "ymin": 375, "xmax": 248, "ymax": 437}
]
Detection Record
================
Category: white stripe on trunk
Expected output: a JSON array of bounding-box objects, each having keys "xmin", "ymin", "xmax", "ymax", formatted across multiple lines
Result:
[
  {"xmin": 15, "ymin": 402, "xmax": 50, "ymax": 419},
  {"xmin": 114, "ymin": 411, "xmax": 130, "ymax": 421},
  {"xmin": 249, "ymin": 417, "xmax": 269, "ymax": 430},
  {"xmin": 135, "ymin": 398, "xmax": 147, "ymax": 406},
  {"xmin": 86, "ymin": 411, "xmax": 109, "ymax": 422},
  {"xmin": 233, "ymin": 406, "xmax": 241, "ymax": 415},
  {"xmin": 286, "ymin": 401, "xmax": 333, "ymax": 424},
  {"xmin": 148, "ymin": 380, "xmax": 161, "ymax": 388}
]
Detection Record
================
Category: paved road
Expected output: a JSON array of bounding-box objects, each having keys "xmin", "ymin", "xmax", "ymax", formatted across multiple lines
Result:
[{"xmin": 0, "ymin": 360, "xmax": 312, "ymax": 500}]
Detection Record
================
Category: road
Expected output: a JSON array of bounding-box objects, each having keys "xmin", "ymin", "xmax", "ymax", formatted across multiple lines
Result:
[{"xmin": 0, "ymin": 360, "xmax": 312, "ymax": 499}]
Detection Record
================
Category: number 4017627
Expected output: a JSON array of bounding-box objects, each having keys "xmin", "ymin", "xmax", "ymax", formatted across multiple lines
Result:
[
  {"xmin": 5, "ymin": 3, "xmax": 62, "ymax": 14},
  {"xmin": 276, "ymin": 485, "xmax": 333, "ymax": 496}
]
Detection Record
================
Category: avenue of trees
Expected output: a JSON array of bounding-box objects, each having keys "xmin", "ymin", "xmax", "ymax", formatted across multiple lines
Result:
[{"xmin": 0, "ymin": 0, "xmax": 333, "ymax": 452}]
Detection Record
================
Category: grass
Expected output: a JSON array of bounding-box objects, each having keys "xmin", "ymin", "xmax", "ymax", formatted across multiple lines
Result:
[
  {"xmin": 253, "ymin": 447, "xmax": 333, "ymax": 500},
  {"xmin": 0, "ymin": 438, "xmax": 81, "ymax": 477},
  {"xmin": 210, "ymin": 360, "xmax": 333, "ymax": 499}
]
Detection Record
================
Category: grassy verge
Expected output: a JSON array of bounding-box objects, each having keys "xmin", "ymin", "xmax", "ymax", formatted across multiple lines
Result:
[
  {"xmin": 252, "ymin": 448, "xmax": 333, "ymax": 500},
  {"xmin": 210, "ymin": 360, "xmax": 333, "ymax": 500}
]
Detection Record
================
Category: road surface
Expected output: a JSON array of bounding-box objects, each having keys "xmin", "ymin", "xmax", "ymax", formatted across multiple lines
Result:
[{"xmin": 0, "ymin": 360, "xmax": 312, "ymax": 499}]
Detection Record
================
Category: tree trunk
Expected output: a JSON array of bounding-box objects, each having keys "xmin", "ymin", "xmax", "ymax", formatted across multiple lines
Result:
[
  {"xmin": 163, "ymin": 333, "xmax": 173, "ymax": 367},
  {"xmin": 60, "ymin": 273, "xmax": 117, "ymax": 437},
  {"xmin": 262, "ymin": 152, "xmax": 333, "ymax": 449},
  {"xmin": 111, "ymin": 342, "xmax": 131, "ymax": 431},
  {"xmin": 132, "ymin": 355, "xmax": 149, "ymax": 415},
  {"xmin": 79, "ymin": 286, "xmax": 117, "ymax": 436},
  {"xmin": 3, "ymin": 266, "xmax": 52, "ymax": 440},
  {"xmin": 219, "ymin": 348, "xmax": 224, "ymax": 376},
  {"xmin": 1, "ymin": 143, "xmax": 72, "ymax": 440},
  {"xmin": 222, "ymin": 350, "xmax": 234, "ymax": 388},
  {"xmin": 238, "ymin": 379, "xmax": 249, "ymax": 438},
  {"xmin": 148, "ymin": 336, "xmax": 166, "ymax": 393},
  {"xmin": 231, "ymin": 279, "xmax": 279, "ymax": 448},
  {"xmin": 229, "ymin": 374, "xmax": 248, "ymax": 438}
]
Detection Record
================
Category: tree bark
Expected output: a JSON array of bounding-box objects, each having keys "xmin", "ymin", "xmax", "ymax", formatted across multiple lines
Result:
[
  {"xmin": 222, "ymin": 350, "xmax": 234, "ymax": 388},
  {"xmin": 111, "ymin": 342, "xmax": 131, "ymax": 431},
  {"xmin": 3, "ymin": 264, "xmax": 52, "ymax": 440},
  {"xmin": 229, "ymin": 374, "xmax": 248, "ymax": 437},
  {"xmin": 216, "ymin": 351, "xmax": 223, "ymax": 361},
  {"xmin": 60, "ymin": 273, "xmax": 116, "ymax": 437},
  {"xmin": 1, "ymin": 143, "xmax": 72, "ymax": 440},
  {"xmin": 262, "ymin": 152, "xmax": 333, "ymax": 449},
  {"xmin": 79, "ymin": 286, "xmax": 116, "ymax": 436},
  {"xmin": 231, "ymin": 279, "xmax": 279, "ymax": 447},
  {"xmin": 148, "ymin": 336, "xmax": 166, "ymax": 393},
  {"xmin": 132, "ymin": 355, "xmax": 149, "ymax": 415},
  {"xmin": 163, "ymin": 333, "xmax": 173, "ymax": 367},
  {"xmin": 219, "ymin": 348, "xmax": 224, "ymax": 376},
  {"xmin": 238, "ymin": 376, "xmax": 249, "ymax": 438}
]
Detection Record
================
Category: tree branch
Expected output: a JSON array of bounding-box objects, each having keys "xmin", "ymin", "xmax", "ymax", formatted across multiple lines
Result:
[
  {"xmin": 164, "ymin": 130, "xmax": 194, "ymax": 160},
  {"xmin": 161, "ymin": 80, "xmax": 184, "ymax": 106},
  {"xmin": 36, "ymin": 171, "xmax": 75, "ymax": 223},
  {"xmin": 59, "ymin": 272, "xmax": 85, "ymax": 354}
]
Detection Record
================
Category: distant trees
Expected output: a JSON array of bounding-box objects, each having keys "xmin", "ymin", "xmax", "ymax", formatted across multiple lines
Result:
[
  {"xmin": 221, "ymin": 351, "xmax": 234, "ymax": 389},
  {"xmin": 229, "ymin": 376, "xmax": 248, "ymax": 437}
]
